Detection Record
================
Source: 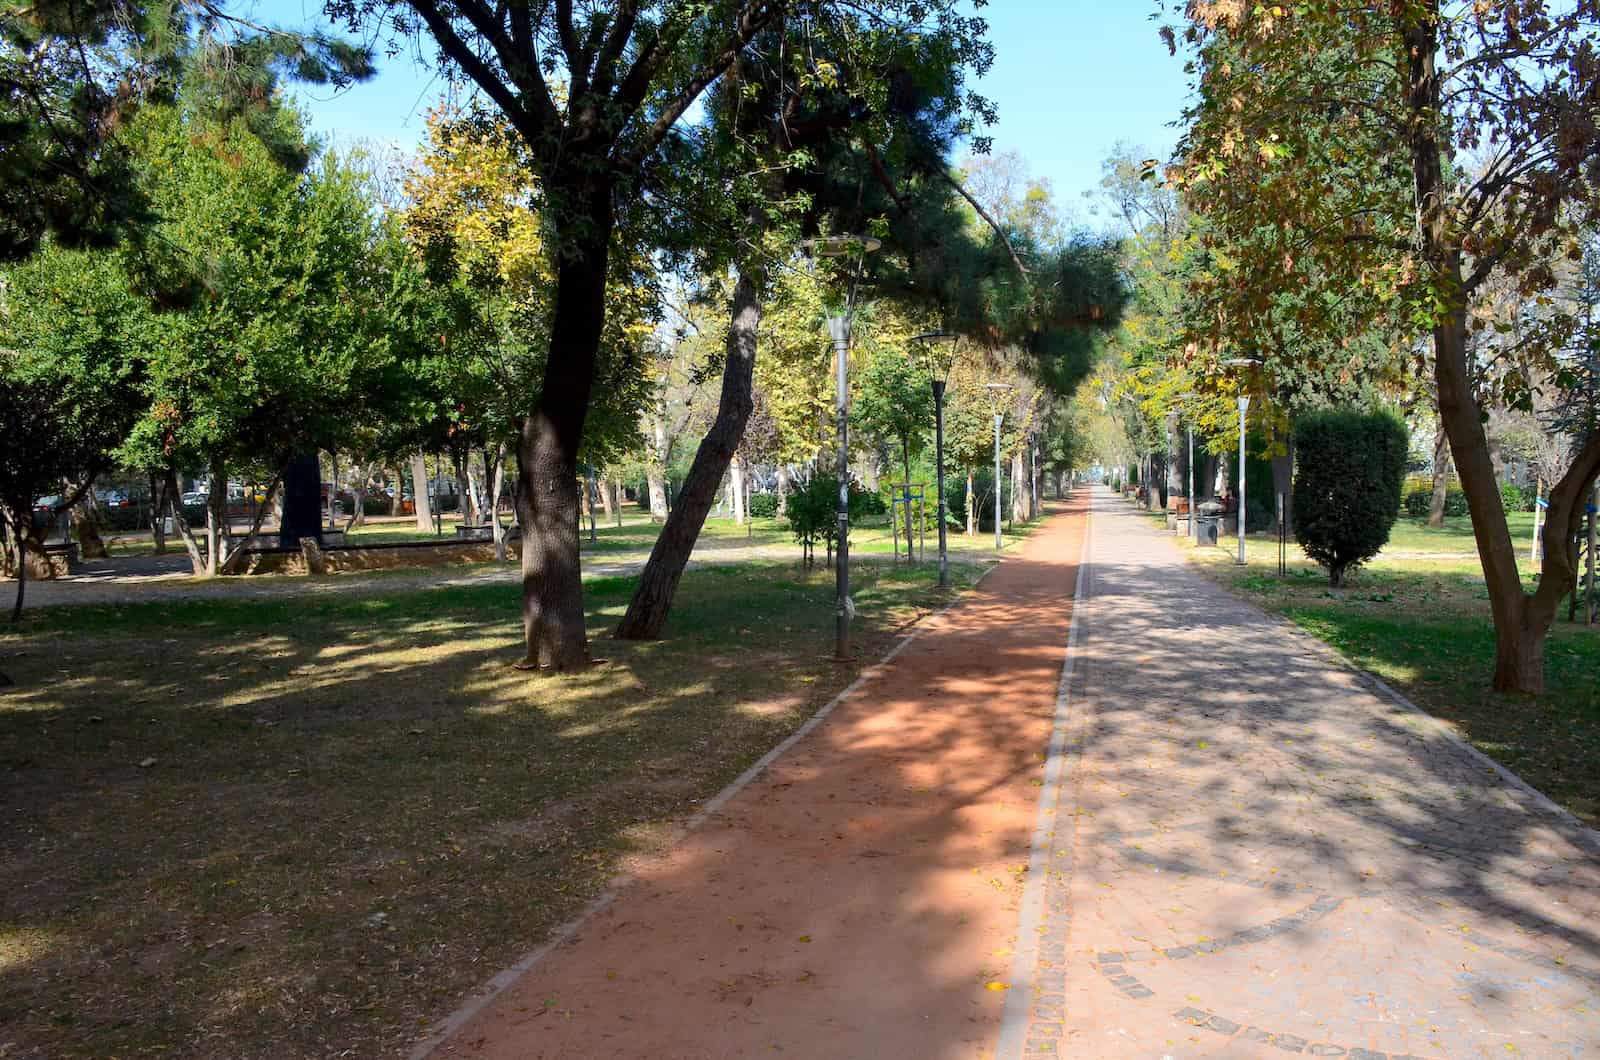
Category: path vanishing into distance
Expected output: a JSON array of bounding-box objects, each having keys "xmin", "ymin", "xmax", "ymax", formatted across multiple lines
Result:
[{"xmin": 411, "ymin": 486, "xmax": 1600, "ymax": 1060}]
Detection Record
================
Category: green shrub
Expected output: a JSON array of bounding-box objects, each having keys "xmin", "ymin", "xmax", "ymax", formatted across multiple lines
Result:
[
  {"xmin": 785, "ymin": 473, "xmax": 871, "ymax": 565},
  {"xmin": 1401, "ymin": 482, "xmax": 1468, "ymax": 518},
  {"xmin": 1292, "ymin": 408, "xmax": 1408, "ymax": 586},
  {"xmin": 1495, "ymin": 482, "xmax": 1537, "ymax": 513},
  {"xmin": 747, "ymin": 492, "xmax": 778, "ymax": 519}
]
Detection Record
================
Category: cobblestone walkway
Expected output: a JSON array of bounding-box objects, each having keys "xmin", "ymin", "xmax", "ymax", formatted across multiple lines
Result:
[{"xmin": 999, "ymin": 486, "xmax": 1600, "ymax": 1059}]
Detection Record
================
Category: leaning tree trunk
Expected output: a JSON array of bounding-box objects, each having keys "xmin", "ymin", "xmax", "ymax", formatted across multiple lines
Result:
[
  {"xmin": 409, "ymin": 453, "xmax": 433, "ymax": 533},
  {"xmin": 513, "ymin": 180, "xmax": 614, "ymax": 671},
  {"xmin": 616, "ymin": 269, "xmax": 764, "ymax": 640},
  {"xmin": 1427, "ymin": 420, "xmax": 1452, "ymax": 527},
  {"xmin": 164, "ymin": 469, "xmax": 208, "ymax": 574}
]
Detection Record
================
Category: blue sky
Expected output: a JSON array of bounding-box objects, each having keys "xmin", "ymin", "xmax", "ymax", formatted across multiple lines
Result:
[{"xmin": 264, "ymin": 1, "xmax": 1191, "ymax": 228}]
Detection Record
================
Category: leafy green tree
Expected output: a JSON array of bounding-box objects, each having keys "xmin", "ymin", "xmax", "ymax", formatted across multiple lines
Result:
[
  {"xmin": 0, "ymin": 245, "xmax": 152, "ymax": 615},
  {"xmin": 855, "ymin": 342, "xmax": 933, "ymax": 555},
  {"xmin": 1, "ymin": 0, "xmax": 371, "ymax": 260},
  {"xmin": 110, "ymin": 103, "xmax": 389, "ymax": 573},
  {"xmin": 1167, "ymin": 0, "xmax": 1600, "ymax": 692},
  {"xmin": 1293, "ymin": 409, "xmax": 1408, "ymax": 587}
]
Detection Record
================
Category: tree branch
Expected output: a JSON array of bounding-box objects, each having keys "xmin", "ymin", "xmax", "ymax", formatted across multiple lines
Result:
[{"xmin": 941, "ymin": 168, "xmax": 1029, "ymax": 278}]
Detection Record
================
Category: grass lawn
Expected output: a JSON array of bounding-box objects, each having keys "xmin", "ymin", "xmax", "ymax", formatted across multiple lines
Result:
[
  {"xmin": 1177, "ymin": 511, "xmax": 1600, "ymax": 825},
  {"xmin": 0, "ymin": 561, "xmax": 985, "ymax": 1057}
]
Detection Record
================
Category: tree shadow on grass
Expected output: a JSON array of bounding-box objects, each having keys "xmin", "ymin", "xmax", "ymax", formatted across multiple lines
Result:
[{"xmin": 0, "ymin": 565, "xmax": 970, "ymax": 1058}]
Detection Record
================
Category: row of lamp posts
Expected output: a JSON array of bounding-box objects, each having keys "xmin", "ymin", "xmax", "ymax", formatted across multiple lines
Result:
[
  {"xmin": 813, "ymin": 232, "xmax": 1018, "ymax": 659},
  {"xmin": 1169, "ymin": 358, "xmax": 1260, "ymax": 566}
]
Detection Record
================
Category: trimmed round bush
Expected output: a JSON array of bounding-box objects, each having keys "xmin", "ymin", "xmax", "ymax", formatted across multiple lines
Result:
[
  {"xmin": 747, "ymin": 492, "xmax": 778, "ymax": 519},
  {"xmin": 1292, "ymin": 408, "xmax": 1408, "ymax": 586}
]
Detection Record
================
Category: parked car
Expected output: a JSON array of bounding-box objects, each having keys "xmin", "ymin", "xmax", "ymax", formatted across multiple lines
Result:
[
  {"xmin": 100, "ymin": 489, "xmax": 132, "ymax": 507},
  {"xmin": 181, "ymin": 491, "xmax": 208, "ymax": 507}
]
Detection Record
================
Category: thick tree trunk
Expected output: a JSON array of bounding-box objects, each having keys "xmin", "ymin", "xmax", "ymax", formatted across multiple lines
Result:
[
  {"xmin": 1427, "ymin": 420, "xmax": 1451, "ymax": 527},
  {"xmin": 776, "ymin": 465, "xmax": 792, "ymax": 515},
  {"xmin": 617, "ymin": 268, "xmax": 763, "ymax": 640},
  {"xmin": 514, "ymin": 179, "xmax": 614, "ymax": 670},
  {"xmin": 409, "ymin": 453, "xmax": 433, "ymax": 533},
  {"xmin": 69, "ymin": 484, "xmax": 107, "ymax": 559}
]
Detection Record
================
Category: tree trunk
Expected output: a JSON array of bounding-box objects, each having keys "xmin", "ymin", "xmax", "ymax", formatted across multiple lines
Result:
[
  {"xmin": 731, "ymin": 453, "xmax": 747, "ymax": 525},
  {"xmin": 647, "ymin": 416, "xmax": 669, "ymax": 523},
  {"xmin": 205, "ymin": 456, "xmax": 228, "ymax": 575},
  {"xmin": 148, "ymin": 473, "xmax": 168, "ymax": 554},
  {"xmin": 68, "ymin": 483, "xmax": 108, "ymax": 559},
  {"xmin": 410, "ymin": 453, "xmax": 433, "ymax": 533},
  {"xmin": 164, "ymin": 468, "xmax": 207, "ymax": 574},
  {"xmin": 1011, "ymin": 450, "xmax": 1027, "ymax": 524},
  {"xmin": 966, "ymin": 470, "xmax": 975, "ymax": 536},
  {"xmin": 776, "ymin": 465, "xmax": 792, "ymax": 515},
  {"xmin": 1270, "ymin": 430, "xmax": 1294, "ymax": 537},
  {"xmin": 1427, "ymin": 420, "xmax": 1451, "ymax": 527},
  {"xmin": 490, "ymin": 443, "xmax": 509, "ymax": 562},
  {"xmin": 5, "ymin": 510, "xmax": 26, "ymax": 623},
  {"xmin": 597, "ymin": 469, "xmax": 615, "ymax": 522},
  {"xmin": 388, "ymin": 468, "xmax": 400, "ymax": 516},
  {"xmin": 348, "ymin": 480, "xmax": 367, "ymax": 530},
  {"xmin": 513, "ymin": 178, "xmax": 614, "ymax": 670},
  {"xmin": 328, "ymin": 451, "xmax": 340, "ymax": 531},
  {"xmin": 1398, "ymin": 11, "xmax": 1600, "ymax": 694},
  {"xmin": 617, "ymin": 268, "xmax": 763, "ymax": 640},
  {"xmin": 220, "ymin": 470, "xmax": 284, "ymax": 574}
]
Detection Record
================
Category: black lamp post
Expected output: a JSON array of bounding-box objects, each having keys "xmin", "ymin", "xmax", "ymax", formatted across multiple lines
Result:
[{"xmin": 911, "ymin": 332, "xmax": 960, "ymax": 588}]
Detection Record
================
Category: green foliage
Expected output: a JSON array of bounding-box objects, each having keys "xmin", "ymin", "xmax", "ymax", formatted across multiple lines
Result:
[
  {"xmin": 785, "ymin": 473, "xmax": 870, "ymax": 561},
  {"xmin": 854, "ymin": 345, "xmax": 933, "ymax": 478},
  {"xmin": 0, "ymin": 243, "xmax": 152, "ymax": 534},
  {"xmin": 0, "ymin": 0, "xmax": 371, "ymax": 260},
  {"xmin": 747, "ymin": 493, "xmax": 778, "ymax": 519},
  {"xmin": 1401, "ymin": 482, "xmax": 1468, "ymax": 518},
  {"xmin": 1292, "ymin": 409, "xmax": 1408, "ymax": 586}
]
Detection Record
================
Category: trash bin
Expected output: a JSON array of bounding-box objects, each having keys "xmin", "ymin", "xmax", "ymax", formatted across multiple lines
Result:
[{"xmin": 1194, "ymin": 501, "xmax": 1224, "ymax": 547}]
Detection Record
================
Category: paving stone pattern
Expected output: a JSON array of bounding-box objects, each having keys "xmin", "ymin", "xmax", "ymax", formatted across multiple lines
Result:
[{"xmin": 1007, "ymin": 488, "xmax": 1600, "ymax": 1058}]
